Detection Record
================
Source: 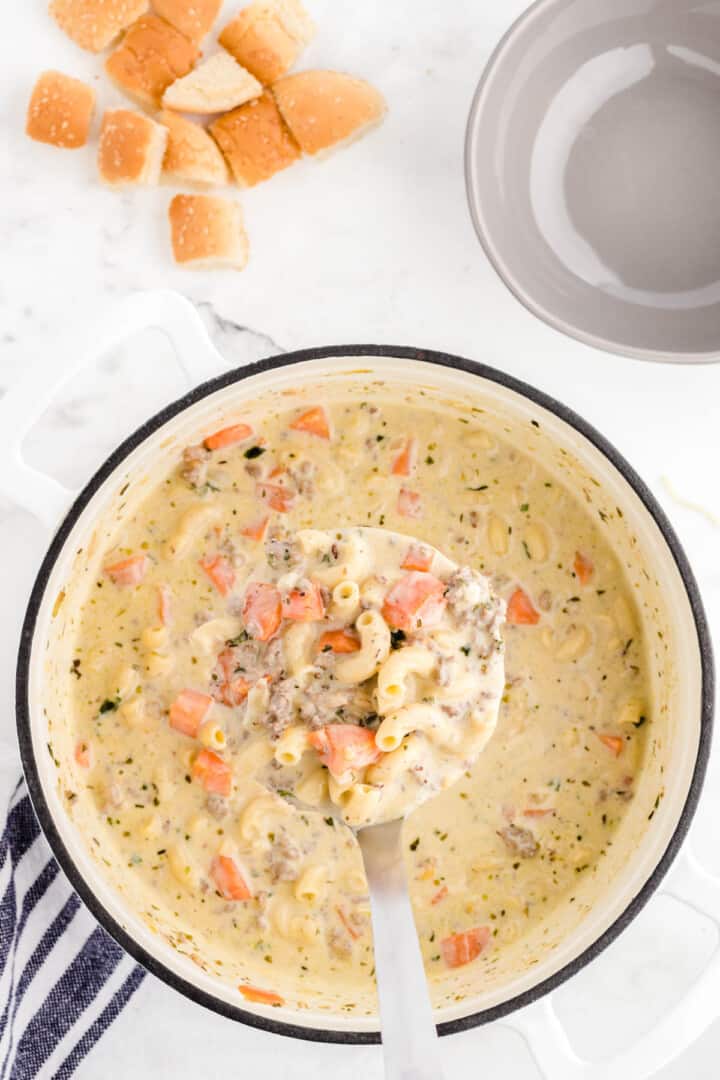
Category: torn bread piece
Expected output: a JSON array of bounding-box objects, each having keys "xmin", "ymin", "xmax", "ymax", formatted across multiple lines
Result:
[
  {"xmin": 152, "ymin": 0, "xmax": 222, "ymax": 43},
  {"xmin": 26, "ymin": 70, "xmax": 96, "ymax": 149},
  {"xmin": 273, "ymin": 70, "xmax": 386, "ymax": 156},
  {"xmin": 105, "ymin": 14, "xmax": 198, "ymax": 106},
  {"xmin": 160, "ymin": 110, "xmax": 228, "ymax": 186},
  {"xmin": 49, "ymin": 0, "xmax": 148, "ymax": 53},
  {"xmin": 219, "ymin": 0, "xmax": 315, "ymax": 85},
  {"xmin": 163, "ymin": 52, "xmax": 262, "ymax": 114},
  {"xmin": 169, "ymin": 194, "xmax": 249, "ymax": 270},
  {"xmin": 98, "ymin": 108, "xmax": 168, "ymax": 186},
  {"xmin": 209, "ymin": 90, "xmax": 299, "ymax": 187}
]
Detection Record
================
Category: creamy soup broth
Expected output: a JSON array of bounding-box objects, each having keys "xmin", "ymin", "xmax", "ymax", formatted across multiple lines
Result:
[{"xmin": 62, "ymin": 388, "xmax": 650, "ymax": 1015}]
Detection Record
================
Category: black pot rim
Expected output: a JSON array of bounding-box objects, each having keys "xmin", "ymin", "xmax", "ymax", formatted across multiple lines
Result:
[{"xmin": 16, "ymin": 343, "xmax": 714, "ymax": 1045}]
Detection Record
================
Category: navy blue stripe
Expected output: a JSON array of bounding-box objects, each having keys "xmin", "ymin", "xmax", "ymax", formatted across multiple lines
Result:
[
  {"xmin": 0, "ymin": 877, "xmax": 17, "ymax": 981},
  {"xmin": 3, "ymin": 894, "xmax": 82, "ymax": 1064},
  {"xmin": 1, "ymin": 784, "xmax": 142, "ymax": 1078},
  {"xmin": 15, "ymin": 861, "xmax": 60, "ymax": 941},
  {"xmin": 52, "ymin": 964, "xmax": 146, "ymax": 1080},
  {"xmin": 10, "ymin": 928, "xmax": 124, "ymax": 1080},
  {"xmin": 5, "ymin": 800, "xmax": 40, "ymax": 866},
  {"xmin": 0, "ymin": 861, "xmax": 61, "ymax": 1045}
]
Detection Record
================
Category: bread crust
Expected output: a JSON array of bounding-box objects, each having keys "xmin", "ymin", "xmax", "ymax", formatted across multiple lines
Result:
[
  {"xmin": 219, "ymin": 0, "xmax": 315, "ymax": 85},
  {"xmin": 160, "ymin": 111, "xmax": 228, "ymax": 186},
  {"xmin": 152, "ymin": 0, "xmax": 222, "ymax": 43},
  {"xmin": 49, "ymin": 0, "xmax": 149, "ymax": 53},
  {"xmin": 209, "ymin": 91, "xmax": 300, "ymax": 187},
  {"xmin": 26, "ymin": 70, "xmax": 96, "ymax": 149},
  {"xmin": 98, "ymin": 107, "xmax": 168, "ymax": 185},
  {"xmin": 272, "ymin": 70, "xmax": 386, "ymax": 155},
  {"xmin": 169, "ymin": 194, "xmax": 249, "ymax": 269},
  {"xmin": 105, "ymin": 14, "xmax": 198, "ymax": 106}
]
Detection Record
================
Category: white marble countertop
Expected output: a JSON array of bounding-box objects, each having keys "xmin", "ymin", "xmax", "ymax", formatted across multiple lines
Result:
[{"xmin": 2, "ymin": 1, "xmax": 720, "ymax": 1076}]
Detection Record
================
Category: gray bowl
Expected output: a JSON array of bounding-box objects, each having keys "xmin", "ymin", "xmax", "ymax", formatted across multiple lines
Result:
[{"xmin": 465, "ymin": 0, "xmax": 720, "ymax": 363}]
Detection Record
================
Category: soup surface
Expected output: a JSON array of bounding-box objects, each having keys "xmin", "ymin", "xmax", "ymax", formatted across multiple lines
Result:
[{"xmin": 67, "ymin": 393, "xmax": 649, "ymax": 1013}]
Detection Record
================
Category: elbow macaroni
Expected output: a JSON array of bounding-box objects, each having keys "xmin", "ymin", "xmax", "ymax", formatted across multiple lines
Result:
[
  {"xmin": 376, "ymin": 645, "xmax": 437, "ymax": 714},
  {"xmin": 294, "ymin": 864, "xmax": 328, "ymax": 906},
  {"xmin": 274, "ymin": 725, "xmax": 309, "ymax": 766},
  {"xmin": 331, "ymin": 580, "xmax": 361, "ymax": 621},
  {"xmin": 335, "ymin": 610, "xmax": 391, "ymax": 684}
]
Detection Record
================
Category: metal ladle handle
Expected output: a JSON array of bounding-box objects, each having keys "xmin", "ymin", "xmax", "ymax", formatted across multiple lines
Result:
[{"xmin": 359, "ymin": 819, "xmax": 445, "ymax": 1080}]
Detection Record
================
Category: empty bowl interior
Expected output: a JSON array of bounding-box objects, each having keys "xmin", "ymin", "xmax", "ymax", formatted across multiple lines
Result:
[{"xmin": 466, "ymin": 0, "xmax": 720, "ymax": 361}]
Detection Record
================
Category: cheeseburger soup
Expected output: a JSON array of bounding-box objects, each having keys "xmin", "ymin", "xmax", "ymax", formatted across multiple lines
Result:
[{"xmin": 65, "ymin": 392, "xmax": 649, "ymax": 1013}]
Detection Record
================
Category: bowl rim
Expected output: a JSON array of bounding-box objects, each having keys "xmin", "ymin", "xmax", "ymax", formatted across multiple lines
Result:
[
  {"xmin": 464, "ymin": 0, "xmax": 720, "ymax": 367},
  {"xmin": 15, "ymin": 343, "xmax": 715, "ymax": 1044}
]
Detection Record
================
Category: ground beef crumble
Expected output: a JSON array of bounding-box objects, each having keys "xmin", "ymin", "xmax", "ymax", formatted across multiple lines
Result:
[
  {"xmin": 180, "ymin": 445, "xmax": 210, "ymax": 488},
  {"xmin": 497, "ymin": 824, "xmax": 539, "ymax": 858}
]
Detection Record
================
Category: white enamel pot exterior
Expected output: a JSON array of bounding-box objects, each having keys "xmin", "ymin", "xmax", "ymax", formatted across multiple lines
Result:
[{"xmin": 2, "ymin": 292, "xmax": 715, "ymax": 1079}]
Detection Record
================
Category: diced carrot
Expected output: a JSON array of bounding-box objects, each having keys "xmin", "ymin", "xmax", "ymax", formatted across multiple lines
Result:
[
  {"xmin": 256, "ymin": 481, "xmax": 294, "ymax": 514},
  {"xmin": 268, "ymin": 465, "xmax": 286, "ymax": 479},
  {"xmin": 397, "ymin": 487, "xmax": 422, "ymax": 518},
  {"xmin": 574, "ymin": 551, "xmax": 594, "ymax": 586},
  {"xmin": 391, "ymin": 437, "xmax": 417, "ymax": 476},
  {"xmin": 216, "ymin": 648, "xmax": 236, "ymax": 682},
  {"xmin": 239, "ymin": 984, "xmax": 284, "ymax": 1006},
  {"xmin": 598, "ymin": 733, "xmax": 624, "ymax": 756},
  {"xmin": 193, "ymin": 748, "xmax": 233, "ymax": 796},
  {"xmin": 199, "ymin": 554, "xmax": 236, "ymax": 597},
  {"xmin": 431, "ymin": 885, "xmax": 448, "ymax": 906},
  {"xmin": 381, "ymin": 572, "xmax": 447, "ymax": 632},
  {"xmin": 204, "ymin": 423, "xmax": 253, "ymax": 451},
  {"xmin": 336, "ymin": 906, "xmax": 360, "ymax": 940},
  {"xmin": 104, "ymin": 554, "xmax": 148, "ymax": 586},
  {"xmin": 210, "ymin": 854, "xmax": 252, "ymax": 900},
  {"xmin": 317, "ymin": 629, "xmax": 360, "ymax": 654},
  {"xmin": 401, "ymin": 543, "xmax": 433, "ymax": 572},
  {"xmin": 441, "ymin": 926, "xmax": 491, "ymax": 968},
  {"xmin": 215, "ymin": 648, "xmax": 252, "ymax": 707},
  {"xmin": 241, "ymin": 516, "xmax": 269, "ymax": 542},
  {"xmin": 289, "ymin": 406, "xmax": 330, "ymax": 440},
  {"xmin": 282, "ymin": 582, "xmax": 325, "ymax": 622},
  {"xmin": 74, "ymin": 741, "xmax": 92, "ymax": 768},
  {"xmin": 523, "ymin": 808, "xmax": 555, "ymax": 818},
  {"xmin": 308, "ymin": 724, "xmax": 382, "ymax": 778},
  {"xmin": 157, "ymin": 584, "xmax": 172, "ymax": 626},
  {"xmin": 506, "ymin": 587, "xmax": 540, "ymax": 626},
  {"xmin": 213, "ymin": 648, "xmax": 253, "ymax": 708},
  {"xmin": 221, "ymin": 677, "xmax": 252, "ymax": 707},
  {"xmin": 169, "ymin": 689, "xmax": 213, "ymax": 738},
  {"xmin": 243, "ymin": 582, "xmax": 282, "ymax": 641}
]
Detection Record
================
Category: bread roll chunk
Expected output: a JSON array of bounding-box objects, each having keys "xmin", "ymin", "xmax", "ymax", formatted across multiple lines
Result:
[
  {"xmin": 169, "ymin": 194, "xmax": 249, "ymax": 270},
  {"xmin": 49, "ymin": 0, "xmax": 148, "ymax": 53},
  {"xmin": 160, "ymin": 111, "xmax": 228, "ymax": 186},
  {"xmin": 26, "ymin": 70, "xmax": 96, "ymax": 149},
  {"xmin": 163, "ymin": 52, "xmax": 262, "ymax": 114},
  {"xmin": 105, "ymin": 14, "xmax": 198, "ymax": 106},
  {"xmin": 219, "ymin": 0, "xmax": 315, "ymax": 85},
  {"xmin": 152, "ymin": 0, "xmax": 222, "ymax": 43},
  {"xmin": 209, "ymin": 91, "xmax": 299, "ymax": 187},
  {"xmin": 98, "ymin": 108, "xmax": 168, "ymax": 185},
  {"xmin": 273, "ymin": 70, "xmax": 386, "ymax": 156}
]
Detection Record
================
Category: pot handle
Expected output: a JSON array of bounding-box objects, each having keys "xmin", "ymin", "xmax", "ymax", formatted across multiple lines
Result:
[
  {"xmin": 0, "ymin": 290, "xmax": 223, "ymax": 530},
  {"xmin": 503, "ymin": 846, "xmax": 720, "ymax": 1079}
]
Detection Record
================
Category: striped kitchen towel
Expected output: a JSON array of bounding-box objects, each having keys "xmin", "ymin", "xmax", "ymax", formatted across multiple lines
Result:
[{"xmin": 0, "ymin": 780, "xmax": 145, "ymax": 1079}]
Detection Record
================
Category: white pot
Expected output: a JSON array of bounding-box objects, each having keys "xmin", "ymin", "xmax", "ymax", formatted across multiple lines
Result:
[{"xmin": 3, "ymin": 292, "xmax": 715, "ymax": 1079}]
